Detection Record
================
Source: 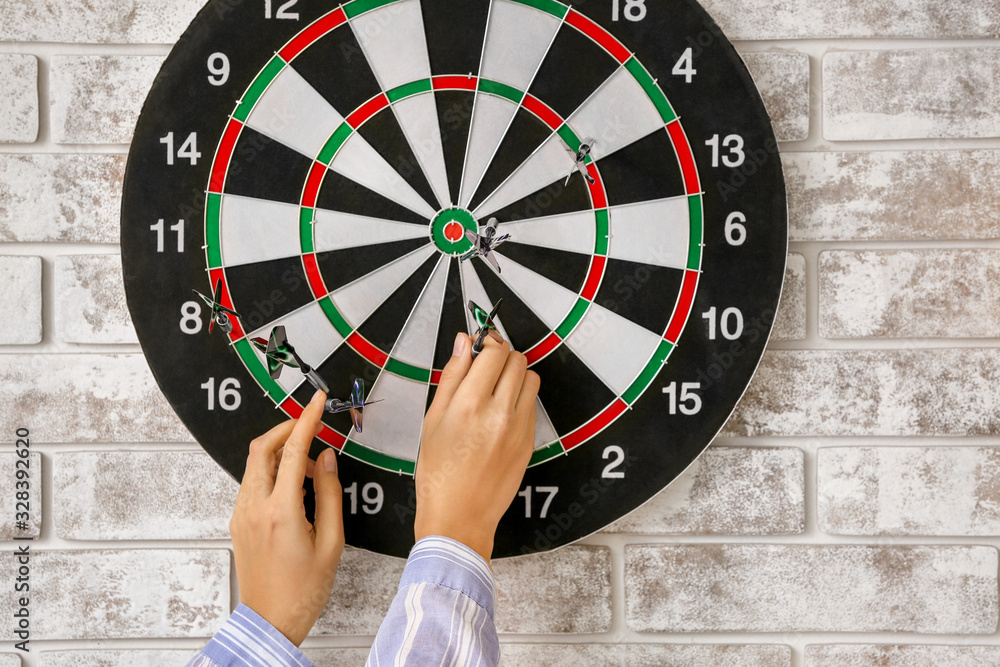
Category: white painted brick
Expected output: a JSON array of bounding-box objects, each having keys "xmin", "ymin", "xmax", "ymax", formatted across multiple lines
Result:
[
  {"xmin": 0, "ymin": 154, "xmax": 125, "ymax": 244},
  {"xmin": 724, "ymin": 349, "xmax": 1000, "ymax": 437},
  {"xmin": 0, "ymin": 0, "xmax": 205, "ymax": 43},
  {"xmin": 42, "ymin": 650, "xmax": 194, "ymax": 666},
  {"xmin": 700, "ymin": 0, "xmax": 1000, "ymax": 39},
  {"xmin": 0, "ymin": 55, "xmax": 38, "ymax": 144},
  {"xmin": 605, "ymin": 447, "xmax": 803, "ymax": 535},
  {"xmin": 625, "ymin": 544, "xmax": 998, "ymax": 634},
  {"xmin": 55, "ymin": 451, "xmax": 237, "ymax": 541},
  {"xmin": 55, "ymin": 255, "xmax": 137, "ymax": 344},
  {"xmin": 0, "ymin": 452, "xmax": 41, "ymax": 540},
  {"xmin": 773, "ymin": 253, "xmax": 805, "ymax": 341},
  {"xmin": 741, "ymin": 53, "xmax": 809, "ymax": 143},
  {"xmin": 806, "ymin": 644, "xmax": 1000, "ymax": 667},
  {"xmin": 824, "ymin": 50, "xmax": 1000, "ymax": 141},
  {"xmin": 785, "ymin": 150, "xmax": 1000, "ymax": 242},
  {"xmin": 1, "ymin": 550, "xmax": 229, "ymax": 640},
  {"xmin": 312, "ymin": 548, "xmax": 405, "ymax": 636},
  {"xmin": 0, "ymin": 256, "xmax": 41, "ymax": 344},
  {"xmin": 0, "ymin": 355, "xmax": 190, "ymax": 443},
  {"xmin": 50, "ymin": 56, "xmax": 163, "ymax": 144},
  {"xmin": 500, "ymin": 643, "xmax": 792, "ymax": 666},
  {"xmin": 820, "ymin": 250, "xmax": 1000, "ymax": 339},
  {"xmin": 0, "ymin": 657, "xmax": 17, "ymax": 667},
  {"xmin": 493, "ymin": 546, "xmax": 611, "ymax": 633},
  {"xmin": 818, "ymin": 447, "xmax": 1000, "ymax": 536}
]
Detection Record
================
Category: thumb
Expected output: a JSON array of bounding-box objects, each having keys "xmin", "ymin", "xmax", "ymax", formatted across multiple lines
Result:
[
  {"xmin": 312, "ymin": 448, "xmax": 345, "ymax": 561},
  {"xmin": 425, "ymin": 333, "xmax": 473, "ymax": 433}
]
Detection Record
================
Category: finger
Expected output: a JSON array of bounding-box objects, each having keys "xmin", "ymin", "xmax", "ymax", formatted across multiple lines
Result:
[
  {"xmin": 274, "ymin": 390, "xmax": 326, "ymax": 499},
  {"xmin": 459, "ymin": 336, "xmax": 510, "ymax": 401},
  {"xmin": 243, "ymin": 419, "xmax": 297, "ymax": 496},
  {"xmin": 514, "ymin": 370, "xmax": 541, "ymax": 426},
  {"xmin": 313, "ymin": 449, "xmax": 345, "ymax": 561},
  {"xmin": 492, "ymin": 350, "xmax": 527, "ymax": 411},
  {"xmin": 424, "ymin": 333, "xmax": 473, "ymax": 431}
]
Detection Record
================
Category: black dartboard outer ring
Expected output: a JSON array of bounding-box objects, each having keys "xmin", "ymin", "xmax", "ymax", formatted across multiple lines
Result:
[{"xmin": 122, "ymin": 0, "xmax": 787, "ymax": 558}]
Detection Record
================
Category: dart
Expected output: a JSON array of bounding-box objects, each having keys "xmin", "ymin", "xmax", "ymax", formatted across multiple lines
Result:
[
  {"xmin": 250, "ymin": 325, "xmax": 330, "ymax": 394},
  {"xmin": 325, "ymin": 378, "xmax": 384, "ymax": 434},
  {"xmin": 564, "ymin": 137, "xmax": 597, "ymax": 186},
  {"xmin": 460, "ymin": 217, "xmax": 510, "ymax": 273},
  {"xmin": 192, "ymin": 279, "xmax": 241, "ymax": 335},
  {"xmin": 468, "ymin": 298, "xmax": 504, "ymax": 359}
]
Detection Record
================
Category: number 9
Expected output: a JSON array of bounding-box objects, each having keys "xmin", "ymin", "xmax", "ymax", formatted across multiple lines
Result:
[{"xmin": 207, "ymin": 53, "xmax": 230, "ymax": 86}]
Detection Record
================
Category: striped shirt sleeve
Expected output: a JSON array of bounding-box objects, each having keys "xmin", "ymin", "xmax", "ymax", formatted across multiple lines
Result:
[
  {"xmin": 366, "ymin": 536, "xmax": 500, "ymax": 667},
  {"xmin": 184, "ymin": 604, "xmax": 314, "ymax": 667}
]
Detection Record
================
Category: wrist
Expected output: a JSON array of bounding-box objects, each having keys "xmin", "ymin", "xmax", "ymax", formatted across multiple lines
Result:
[{"xmin": 414, "ymin": 522, "xmax": 494, "ymax": 562}]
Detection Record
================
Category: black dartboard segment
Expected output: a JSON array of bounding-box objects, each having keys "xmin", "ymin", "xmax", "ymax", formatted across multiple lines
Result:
[{"xmin": 122, "ymin": 0, "xmax": 787, "ymax": 558}]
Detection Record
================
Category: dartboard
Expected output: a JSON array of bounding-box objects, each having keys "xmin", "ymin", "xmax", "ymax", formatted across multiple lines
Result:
[{"xmin": 122, "ymin": 0, "xmax": 787, "ymax": 558}]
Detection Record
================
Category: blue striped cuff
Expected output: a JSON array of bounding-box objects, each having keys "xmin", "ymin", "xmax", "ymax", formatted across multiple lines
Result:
[
  {"xmin": 401, "ymin": 536, "xmax": 496, "ymax": 621},
  {"xmin": 200, "ymin": 604, "xmax": 314, "ymax": 667}
]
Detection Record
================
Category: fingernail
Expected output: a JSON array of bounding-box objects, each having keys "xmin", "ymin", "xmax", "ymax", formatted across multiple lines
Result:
[
  {"xmin": 311, "ymin": 390, "xmax": 324, "ymax": 405},
  {"xmin": 452, "ymin": 333, "xmax": 465, "ymax": 357},
  {"xmin": 323, "ymin": 449, "xmax": 337, "ymax": 473}
]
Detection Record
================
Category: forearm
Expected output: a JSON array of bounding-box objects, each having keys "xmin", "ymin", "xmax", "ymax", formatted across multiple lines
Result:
[{"xmin": 367, "ymin": 536, "xmax": 500, "ymax": 666}]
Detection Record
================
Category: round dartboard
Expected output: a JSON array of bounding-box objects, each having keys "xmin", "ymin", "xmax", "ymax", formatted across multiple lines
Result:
[{"xmin": 122, "ymin": 0, "xmax": 787, "ymax": 558}]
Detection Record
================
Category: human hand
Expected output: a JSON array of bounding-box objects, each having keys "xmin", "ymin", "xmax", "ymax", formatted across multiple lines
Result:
[
  {"xmin": 414, "ymin": 333, "xmax": 540, "ymax": 562},
  {"xmin": 230, "ymin": 390, "xmax": 344, "ymax": 646}
]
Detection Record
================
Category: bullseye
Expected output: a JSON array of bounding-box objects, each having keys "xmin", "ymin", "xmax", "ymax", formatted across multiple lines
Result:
[
  {"xmin": 429, "ymin": 207, "xmax": 477, "ymax": 255},
  {"xmin": 443, "ymin": 221, "xmax": 464, "ymax": 243}
]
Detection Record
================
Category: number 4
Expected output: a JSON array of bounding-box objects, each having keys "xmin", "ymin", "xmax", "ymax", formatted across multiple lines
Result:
[{"xmin": 672, "ymin": 48, "xmax": 697, "ymax": 83}]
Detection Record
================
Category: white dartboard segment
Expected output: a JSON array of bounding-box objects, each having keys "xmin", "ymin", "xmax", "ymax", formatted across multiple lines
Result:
[
  {"xmin": 245, "ymin": 66, "xmax": 346, "ymax": 157},
  {"xmin": 313, "ymin": 209, "xmax": 428, "ymax": 253},
  {"xmin": 568, "ymin": 66, "xmax": 665, "ymax": 161},
  {"xmin": 391, "ymin": 255, "xmax": 450, "ymax": 369},
  {"xmin": 459, "ymin": 94, "xmax": 520, "ymax": 207},
  {"xmin": 489, "ymin": 250, "xmax": 579, "ymax": 331},
  {"xmin": 329, "ymin": 132, "xmax": 438, "ymax": 219},
  {"xmin": 350, "ymin": 0, "xmax": 433, "ymax": 91},
  {"xmin": 460, "ymin": 259, "xmax": 512, "ymax": 342},
  {"xmin": 607, "ymin": 197, "xmax": 691, "ymax": 270},
  {"xmin": 392, "ymin": 94, "xmax": 452, "ymax": 208},
  {"xmin": 332, "ymin": 244, "xmax": 437, "ymax": 328},
  {"xmin": 533, "ymin": 399, "xmax": 559, "ymax": 449},
  {"xmin": 479, "ymin": 0, "xmax": 563, "ymax": 92},
  {"xmin": 496, "ymin": 210, "xmax": 596, "ymax": 257},
  {"xmin": 246, "ymin": 300, "xmax": 345, "ymax": 396},
  {"xmin": 352, "ymin": 371, "xmax": 427, "ymax": 460},
  {"xmin": 220, "ymin": 195, "xmax": 302, "ymax": 268},
  {"xmin": 564, "ymin": 301, "xmax": 663, "ymax": 396}
]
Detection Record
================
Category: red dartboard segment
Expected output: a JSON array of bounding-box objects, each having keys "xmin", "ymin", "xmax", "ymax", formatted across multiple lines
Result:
[
  {"xmin": 580, "ymin": 255, "xmax": 606, "ymax": 301},
  {"xmin": 562, "ymin": 399, "xmax": 629, "ymax": 450},
  {"xmin": 279, "ymin": 8, "xmax": 347, "ymax": 62},
  {"xmin": 666, "ymin": 120, "xmax": 701, "ymax": 195},
  {"xmin": 565, "ymin": 10, "xmax": 631, "ymax": 63},
  {"xmin": 301, "ymin": 253, "xmax": 327, "ymax": 297},
  {"xmin": 209, "ymin": 119, "xmax": 243, "ymax": 193},
  {"xmin": 346, "ymin": 93, "xmax": 390, "ymax": 128},
  {"xmin": 665, "ymin": 269, "xmax": 700, "ymax": 343},
  {"xmin": 347, "ymin": 332, "xmax": 389, "ymax": 368},
  {"xmin": 524, "ymin": 332, "xmax": 562, "ymax": 365},
  {"xmin": 318, "ymin": 425, "xmax": 347, "ymax": 450},
  {"xmin": 302, "ymin": 162, "xmax": 327, "ymax": 208},
  {"xmin": 432, "ymin": 75, "xmax": 477, "ymax": 91},
  {"xmin": 586, "ymin": 164, "xmax": 607, "ymax": 208},
  {"xmin": 430, "ymin": 370, "xmax": 442, "ymax": 385},
  {"xmin": 207, "ymin": 267, "xmax": 246, "ymax": 341},
  {"xmin": 521, "ymin": 94, "xmax": 563, "ymax": 131}
]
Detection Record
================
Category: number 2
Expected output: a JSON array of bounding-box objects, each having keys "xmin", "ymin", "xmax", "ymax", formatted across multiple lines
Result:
[
  {"xmin": 602, "ymin": 446, "xmax": 626, "ymax": 479},
  {"xmin": 612, "ymin": 0, "xmax": 646, "ymax": 21},
  {"xmin": 265, "ymin": 0, "xmax": 299, "ymax": 19}
]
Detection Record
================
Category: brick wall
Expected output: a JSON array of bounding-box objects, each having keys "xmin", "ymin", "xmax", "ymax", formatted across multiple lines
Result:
[{"xmin": 1, "ymin": 1, "xmax": 998, "ymax": 665}]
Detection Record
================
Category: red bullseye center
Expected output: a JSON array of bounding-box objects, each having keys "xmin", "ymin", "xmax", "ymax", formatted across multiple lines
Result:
[{"xmin": 443, "ymin": 221, "xmax": 464, "ymax": 243}]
